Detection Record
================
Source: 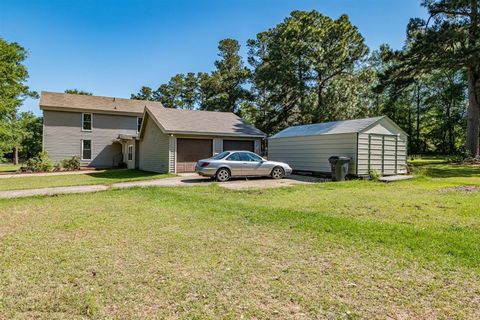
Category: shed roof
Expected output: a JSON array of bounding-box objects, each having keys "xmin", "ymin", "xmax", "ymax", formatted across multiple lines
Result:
[
  {"xmin": 40, "ymin": 91, "xmax": 163, "ymax": 115},
  {"xmin": 144, "ymin": 105, "xmax": 266, "ymax": 137},
  {"xmin": 270, "ymin": 116, "xmax": 387, "ymax": 139}
]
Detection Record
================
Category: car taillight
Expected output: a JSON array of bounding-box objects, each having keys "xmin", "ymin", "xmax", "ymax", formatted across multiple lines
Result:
[{"xmin": 201, "ymin": 162, "xmax": 210, "ymax": 167}]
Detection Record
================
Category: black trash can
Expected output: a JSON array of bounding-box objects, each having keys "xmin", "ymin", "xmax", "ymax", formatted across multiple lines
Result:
[{"xmin": 328, "ymin": 156, "xmax": 351, "ymax": 181}]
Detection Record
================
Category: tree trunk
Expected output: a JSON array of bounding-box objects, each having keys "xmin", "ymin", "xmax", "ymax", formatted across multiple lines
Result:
[
  {"xmin": 416, "ymin": 83, "xmax": 421, "ymax": 154},
  {"xmin": 13, "ymin": 146, "xmax": 19, "ymax": 165},
  {"xmin": 407, "ymin": 98, "xmax": 413, "ymax": 154},
  {"xmin": 316, "ymin": 85, "xmax": 325, "ymax": 123},
  {"xmin": 447, "ymin": 104, "xmax": 455, "ymax": 154},
  {"xmin": 466, "ymin": 67, "xmax": 480, "ymax": 156}
]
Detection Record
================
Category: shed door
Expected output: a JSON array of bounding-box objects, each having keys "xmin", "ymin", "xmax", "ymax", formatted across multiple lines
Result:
[
  {"xmin": 367, "ymin": 134, "xmax": 399, "ymax": 175},
  {"xmin": 223, "ymin": 140, "xmax": 254, "ymax": 152},
  {"xmin": 177, "ymin": 138, "xmax": 213, "ymax": 173}
]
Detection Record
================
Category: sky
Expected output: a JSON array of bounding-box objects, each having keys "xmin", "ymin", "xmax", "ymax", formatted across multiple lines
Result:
[{"xmin": 1, "ymin": 0, "xmax": 427, "ymax": 116}]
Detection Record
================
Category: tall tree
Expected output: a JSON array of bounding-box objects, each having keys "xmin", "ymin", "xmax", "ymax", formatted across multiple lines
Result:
[
  {"xmin": 18, "ymin": 112, "xmax": 43, "ymax": 159},
  {"xmin": 0, "ymin": 38, "xmax": 37, "ymax": 161},
  {"xmin": 132, "ymin": 74, "xmax": 198, "ymax": 109},
  {"xmin": 199, "ymin": 39, "xmax": 251, "ymax": 113},
  {"xmin": 247, "ymin": 10, "xmax": 369, "ymax": 134},
  {"xmin": 131, "ymin": 86, "xmax": 155, "ymax": 101},
  {"xmin": 64, "ymin": 89, "xmax": 92, "ymax": 95},
  {"xmin": 385, "ymin": 0, "xmax": 480, "ymax": 156},
  {"xmin": 376, "ymin": 43, "xmax": 468, "ymax": 154}
]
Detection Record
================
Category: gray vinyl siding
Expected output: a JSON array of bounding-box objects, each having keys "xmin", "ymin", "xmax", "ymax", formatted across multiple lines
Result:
[
  {"xmin": 138, "ymin": 116, "xmax": 170, "ymax": 173},
  {"xmin": 168, "ymin": 136, "xmax": 176, "ymax": 173},
  {"xmin": 268, "ymin": 133, "xmax": 357, "ymax": 174},
  {"xmin": 43, "ymin": 110, "xmax": 138, "ymax": 167},
  {"xmin": 213, "ymin": 138, "xmax": 223, "ymax": 154}
]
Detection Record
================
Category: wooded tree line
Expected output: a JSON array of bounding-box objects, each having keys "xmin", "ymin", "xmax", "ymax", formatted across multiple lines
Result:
[
  {"xmin": 132, "ymin": 1, "xmax": 480, "ymax": 156},
  {"xmin": 1, "ymin": 0, "xmax": 479, "ymax": 160},
  {"xmin": 0, "ymin": 37, "xmax": 91, "ymax": 163},
  {"xmin": 0, "ymin": 38, "xmax": 41, "ymax": 162}
]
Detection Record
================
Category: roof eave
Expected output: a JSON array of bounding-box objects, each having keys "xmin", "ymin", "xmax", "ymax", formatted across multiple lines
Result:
[
  {"xmin": 166, "ymin": 130, "xmax": 266, "ymax": 138},
  {"xmin": 40, "ymin": 105, "xmax": 143, "ymax": 117},
  {"xmin": 269, "ymin": 131, "xmax": 359, "ymax": 139}
]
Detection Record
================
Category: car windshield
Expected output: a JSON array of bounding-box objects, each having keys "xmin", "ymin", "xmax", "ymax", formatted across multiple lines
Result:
[{"xmin": 211, "ymin": 151, "xmax": 230, "ymax": 160}]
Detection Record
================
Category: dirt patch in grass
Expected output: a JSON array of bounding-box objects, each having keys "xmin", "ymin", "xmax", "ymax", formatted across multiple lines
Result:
[{"xmin": 439, "ymin": 185, "xmax": 480, "ymax": 193}]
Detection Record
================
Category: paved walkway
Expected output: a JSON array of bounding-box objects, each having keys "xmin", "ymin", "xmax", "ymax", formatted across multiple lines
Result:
[
  {"xmin": 0, "ymin": 169, "xmax": 106, "ymax": 179},
  {"xmin": 0, "ymin": 174, "xmax": 324, "ymax": 199},
  {"xmin": 379, "ymin": 175, "xmax": 414, "ymax": 183}
]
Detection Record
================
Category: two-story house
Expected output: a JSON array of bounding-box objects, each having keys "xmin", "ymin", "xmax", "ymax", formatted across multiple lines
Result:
[{"xmin": 40, "ymin": 92, "xmax": 266, "ymax": 173}]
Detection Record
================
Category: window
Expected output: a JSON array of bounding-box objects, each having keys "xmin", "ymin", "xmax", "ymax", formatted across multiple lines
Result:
[
  {"xmin": 237, "ymin": 152, "xmax": 262, "ymax": 162},
  {"xmin": 137, "ymin": 117, "xmax": 142, "ymax": 132},
  {"xmin": 82, "ymin": 113, "xmax": 92, "ymax": 131},
  {"xmin": 246, "ymin": 152, "xmax": 263, "ymax": 162},
  {"xmin": 226, "ymin": 152, "xmax": 241, "ymax": 161},
  {"xmin": 238, "ymin": 152, "xmax": 251, "ymax": 162},
  {"xmin": 127, "ymin": 145, "xmax": 133, "ymax": 161},
  {"xmin": 81, "ymin": 140, "xmax": 92, "ymax": 160},
  {"xmin": 212, "ymin": 151, "xmax": 230, "ymax": 160}
]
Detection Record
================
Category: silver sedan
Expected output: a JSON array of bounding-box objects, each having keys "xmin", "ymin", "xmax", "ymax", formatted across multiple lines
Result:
[{"xmin": 195, "ymin": 151, "xmax": 292, "ymax": 182}]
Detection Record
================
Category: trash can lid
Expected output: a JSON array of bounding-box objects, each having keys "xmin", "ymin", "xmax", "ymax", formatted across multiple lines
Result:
[
  {"xmin": 338, "ymin": 156, "xmax": 351, "ymax": 161},
  {"xmin": 328, "ymin": 156, "xmax": 339, "ymax": 161}
]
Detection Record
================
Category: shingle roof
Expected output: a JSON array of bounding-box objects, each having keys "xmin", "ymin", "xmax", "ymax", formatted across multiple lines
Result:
[
  {"xmin": 270, "ymin": 117, "xmax": 385, "ymax": 139},
  {"xmin": 145, "ymin": 106, "xmax": 266, "ymax": 137},
  {"xmin": 40, "ymin": 91, "xmax": 163, "ymax": 115}
]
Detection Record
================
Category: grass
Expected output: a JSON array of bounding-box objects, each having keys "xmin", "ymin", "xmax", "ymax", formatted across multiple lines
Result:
[
  {"xmin": 409, "ymin": 155, "xmax": 480, "ymax": 178},
  {"xmin": 0, "ymin": 163, "xmax": 21, "ymax": 173},
  {"xmin": 0, "ymin": 169, "xmax": 173, "ymax": 191},
  {"xmin": 0, "ymin": 158, "xmax": 479, "ymax": 318}
]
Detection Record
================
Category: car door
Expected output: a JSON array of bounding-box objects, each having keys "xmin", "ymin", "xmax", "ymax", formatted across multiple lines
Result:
[
  {"xmin": 238, "ymin": 152, "xmax": 270, "ymax": 176},
  {"xmin": 224, "ymin": 152, "xmax": 244, "ymax": 176}
]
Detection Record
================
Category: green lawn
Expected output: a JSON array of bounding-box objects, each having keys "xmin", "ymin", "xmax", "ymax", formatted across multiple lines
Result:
[
  {"xmin": 0, "ymin": 163, "xmax": 21, "ymax": 173},
  {"xmin": 0, "ymin": 160, "xmax": 479, "ymax": 318},
  {"xmin": 0, "ymin": 169, "xmax": 173, "ymax": 191}
]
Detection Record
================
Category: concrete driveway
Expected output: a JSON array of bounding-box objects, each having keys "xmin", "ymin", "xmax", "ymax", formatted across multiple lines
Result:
[
  {"xmin": 113, "ymin": 173, "xmax": 325, "ymax": 190},
  {"xmin": 0, "ymin": 174, "xmax": 324, "ymax": 199}
]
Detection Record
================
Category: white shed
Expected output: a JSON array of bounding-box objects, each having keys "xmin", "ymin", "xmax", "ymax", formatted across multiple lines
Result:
[{"xmin": 268, "ymin": 116, "xmax": 408, "ymax": 176}]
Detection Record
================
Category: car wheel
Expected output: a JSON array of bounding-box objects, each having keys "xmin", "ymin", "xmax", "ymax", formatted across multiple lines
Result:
[
  {"xmin": 271, "ymin": 166, "xmax": 285, "ymax": 179},
  {"xmin": 216, "ymin": 168, "xmax": 231, "ymax": 182}
]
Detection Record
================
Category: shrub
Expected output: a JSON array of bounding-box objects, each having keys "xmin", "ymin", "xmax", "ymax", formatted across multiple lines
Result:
[
  {"xmin": 24, "ymin": 151, "xmax": 53, "ymax": 172},
  {"xmin": 452, "ymin": 150, "xmax": 479, "ymax": 164},
  {"xmin": 53, "ymin": 162, "xmax": 63, "ymax": 172},
  {"xmin": 368, "ymin": 169, "xmax": 381, "ymax": 181},
  {"xmin": 59, "ymin": 156, "xmax": 81, "ymax": 171}
]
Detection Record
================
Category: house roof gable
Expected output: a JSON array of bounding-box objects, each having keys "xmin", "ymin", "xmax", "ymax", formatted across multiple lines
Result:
[
  {"xmin": 39, "ymin": 91, "xmax": 163, "ymax": 115},
  {"xmin": 144, "ymin": 105, "xmax": 266, "ymax": 137}
]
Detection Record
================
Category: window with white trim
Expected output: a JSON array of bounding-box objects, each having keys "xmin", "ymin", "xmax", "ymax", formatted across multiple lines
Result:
[
  {"xmin": 127, "ymin": 145, "xmax": 133, "ymax": 161},
  {"xmin": 82, "ymin": 113, "xmax": 92, "ymax": 131},
  {"xmin": 81, "ymin": 140, "xmax": 92, "ymax": 160},
  {"xmin": 137, "ymin": 117, "xmax": 142, "ymax": 132}
]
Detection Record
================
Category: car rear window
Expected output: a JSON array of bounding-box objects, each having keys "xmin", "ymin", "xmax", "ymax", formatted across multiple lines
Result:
[{"xmin": 211, "ymin": 151, "xmax": 230, "ymax": 160}]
